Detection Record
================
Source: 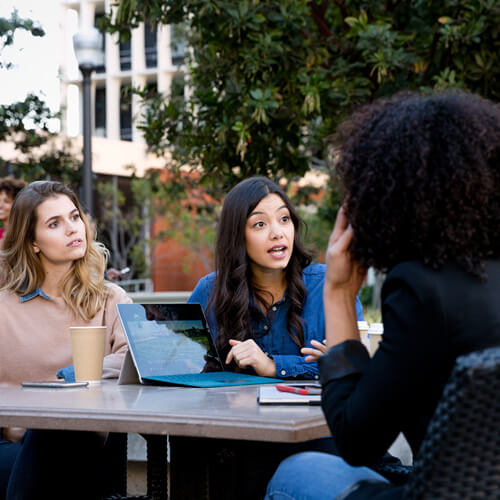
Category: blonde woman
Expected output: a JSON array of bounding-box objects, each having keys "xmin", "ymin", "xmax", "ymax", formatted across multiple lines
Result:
[{"xmin": 0, "ymin": 181, "xmax": 131, "ymax": 500}]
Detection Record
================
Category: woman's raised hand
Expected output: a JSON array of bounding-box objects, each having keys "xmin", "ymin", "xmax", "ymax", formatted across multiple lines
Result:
[
  {"xmin": 324, "ymin": 206, "xmax": 366, "ymax": 297},
  {"xmin": 301, "ymin": 339, "xmax": 327, "ymax": 362},
  {"xmin": 226, "ymin": 339, "xmax": 276, "ymax": 377}
]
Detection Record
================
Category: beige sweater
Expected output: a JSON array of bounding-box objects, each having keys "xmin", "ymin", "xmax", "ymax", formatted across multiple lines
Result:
[{"xmin": 0, "ymin": 282, "xmax": 132, "ymax": 386}]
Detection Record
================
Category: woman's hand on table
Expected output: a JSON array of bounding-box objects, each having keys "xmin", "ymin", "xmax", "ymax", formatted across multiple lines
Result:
[
  {"xmin": 301, "ymin": 339, "xmax": 327, "ymax": 362},
  {"xmin": 226, "ymin": 339, "xmax": 276, "ymax": 377}
]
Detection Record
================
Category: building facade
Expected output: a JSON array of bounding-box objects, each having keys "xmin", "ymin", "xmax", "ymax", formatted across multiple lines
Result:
[
  {"xmin": 57, "ymin": 1, "xmax": 213, "ymax": 292},
  {"xmin": 59, "ymin": 0, "xmax": 185, "ymax": 144}
]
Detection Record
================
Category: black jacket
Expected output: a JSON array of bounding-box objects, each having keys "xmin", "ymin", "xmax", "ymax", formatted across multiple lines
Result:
[{"xmin": 319, "ymin": 260, "xmax": 500, "ymax": 499}]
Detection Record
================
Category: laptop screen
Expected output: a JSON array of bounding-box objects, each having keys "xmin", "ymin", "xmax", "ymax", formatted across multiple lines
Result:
[{"xmin": 117, "ymin": 303, "xmax": 222, "ymax": 379}]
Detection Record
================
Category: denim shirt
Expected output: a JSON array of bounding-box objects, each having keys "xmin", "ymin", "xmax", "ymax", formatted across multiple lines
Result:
[{"xmin": 188, "ymin": 263, "xmax": 364, "ymax": 379}]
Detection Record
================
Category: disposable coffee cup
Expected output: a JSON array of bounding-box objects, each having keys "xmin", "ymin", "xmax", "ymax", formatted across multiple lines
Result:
[
  {"xmin": 357, "ymin": 321, "xmax": 370, "ymax": 351},
  {"xmin": 367, "ymin": 323, "xmax": 383, "ymax": 356},
  {"xmin": 70, "ymin": 326, "xmax": 106, "ymax": 383}
]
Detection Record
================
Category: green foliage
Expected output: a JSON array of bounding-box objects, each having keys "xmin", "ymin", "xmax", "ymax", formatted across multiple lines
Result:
[
  {"xmin": 101, "ymin": 0, "xmax": 500, "ymax": 266},
  {"xmin": 363, "ymin": 305, "xmax": 382, "ymax": 325},
  {"xmin": 0, "ymin": 10, "xmax": 44, "ymax": 69},
  {"xmin": 358, "ymin": 284, "xmax": 373, "ymax": 308},
  {"xmin": 96, "ymin": 173, "xmax": 154, "ymax": 278},
  {"xmin": 103, "ymin": 1, "xmax": 500, "ymax": 183},
  {"xmin": 0, "ymin": 11, "xmax": 80, "ymax": 186}
]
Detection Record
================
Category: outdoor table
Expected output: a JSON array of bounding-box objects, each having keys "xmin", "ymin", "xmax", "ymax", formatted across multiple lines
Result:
[{"xmin": 0, "ymin": 380, "xmax": 328, "ymax": 499}]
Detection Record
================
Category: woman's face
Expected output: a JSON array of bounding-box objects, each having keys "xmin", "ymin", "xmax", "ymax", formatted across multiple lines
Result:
[
  {"xmin": 245, "ymin": 193, "xmax": 295, "ymax": 273},
  {"xmin": 32, "ymin": 194, "xmax": 87, "ymax": 270},
  {"xmin": 0, "ymin": 190, "xmax": 14, "ymax": 225}
]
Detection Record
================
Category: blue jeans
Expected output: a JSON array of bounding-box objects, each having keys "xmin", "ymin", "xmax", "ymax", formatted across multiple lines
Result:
[
  {"xmin": 265, "ymin": 452, "xmax": 389, "ymax": 500},
  {"xmin": 0, "ymin": 440, "xmax": 21, "ymax": 500},
  {"xmin": 0, "ymin": 429, "xmax": 105, "ymax": 500}
]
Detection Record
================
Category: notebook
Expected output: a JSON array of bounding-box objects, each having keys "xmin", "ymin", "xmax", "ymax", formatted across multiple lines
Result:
[
  {"xmin": 117, "ymin": 303, "xmax": 281, "ymax": 388},
  {"xmin": 257, "ymin": 383, "xmax": 321, "ymax": 405}
]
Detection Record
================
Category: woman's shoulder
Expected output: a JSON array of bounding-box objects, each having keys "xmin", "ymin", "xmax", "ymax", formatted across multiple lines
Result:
[
  {"xmin": 302, "ymin": 262, "xmax": 326, "ymax": 279},
  {"xmin": 0, "ymin": 289, "xmax": 17, "ymax": 305},
  {"xmin": 105, "ymin": 282, "xmax": 133, "ymax": 304},
  {"xmin": 383, "ymin": 260, "xmax": 459, "ymax": 300},
  {"xmin": 194, "ymin": 272, "xmax": 216, "ymax": 291},
  {"xmin": 387, "ymin": 260, "xmax": 451, "ymax": 284},
  {"xmin": 189, "ymin": 272, "xmax": 216, "ymax": 303}
]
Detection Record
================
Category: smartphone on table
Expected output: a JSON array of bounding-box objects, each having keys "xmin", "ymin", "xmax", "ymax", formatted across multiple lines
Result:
[{"xmin": 21, "ymin": 381, "xmax": 89, "ymax": 388}]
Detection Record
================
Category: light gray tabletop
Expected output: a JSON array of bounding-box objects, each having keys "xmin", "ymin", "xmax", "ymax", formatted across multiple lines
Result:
[{"xmin": 0, "ymin": 381, "xmax": 328, "ymax": 443}]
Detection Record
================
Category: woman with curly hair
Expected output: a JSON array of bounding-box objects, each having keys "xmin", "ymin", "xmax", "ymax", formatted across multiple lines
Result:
[
  {"xmin": 0, "ymin": 181, "xmax": 131, "ymax": 500},
  {"xmin": 266, "ymin": 91, "xmax": 500, "ymax": 499},
  {"xmin": 189, "ymin": 176, "xmax": 363, "ymax": 379},
  {"xmin": 0, "ymin": 177, "xmax": 26, "ymax": 242}
]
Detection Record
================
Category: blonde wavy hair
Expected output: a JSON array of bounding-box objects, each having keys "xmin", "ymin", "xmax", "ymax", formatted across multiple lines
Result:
[{"xmin": 0, "ymin": 181, "xmax": 109, "ymax": 321}]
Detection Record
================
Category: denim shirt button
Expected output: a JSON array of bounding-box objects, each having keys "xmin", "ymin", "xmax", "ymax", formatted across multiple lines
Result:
[
  {"xmin": 272, "ymin": 306, "xmax": 277, "ymax": 312},
  {"xmin": 281, "ymin": 369, "xmax": 286, "ymax": 376},
  {"xmin": 314, "ymin": 375, "xmax": 319, "ymax": 380},
  {"xmin": 263, "ymin": 325, "xmax": 268, "ymax": 330}
]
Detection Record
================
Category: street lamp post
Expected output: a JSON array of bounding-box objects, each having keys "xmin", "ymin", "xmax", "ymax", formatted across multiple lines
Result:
[{"xmin": 72, "ymin": 27, "xmax": 104, "ymax": 216}]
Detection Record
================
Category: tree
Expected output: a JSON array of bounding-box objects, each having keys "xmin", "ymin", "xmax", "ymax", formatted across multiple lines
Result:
[
  {"xmin": 0, "ymin": 10, "xmax": 44, "ymax": 69},
  {"xmin": 96, "ymin": 172, "xmax": 154, "ymax": 279},
  {"xmin": 102, "ymin": 1, "xmax": 500, "ymax": 186},
  {"xmin": 100, "ymin": 0, "xmax": 500, "ymax": 276},
  {"xmin": 0, "ymin": 10, "xmax": 81, "ymax": 185}
]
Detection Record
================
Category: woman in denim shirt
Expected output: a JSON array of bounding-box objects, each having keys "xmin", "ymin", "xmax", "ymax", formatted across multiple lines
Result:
[{"xmin": 189, "ymin": 177, "xmax": 363, "ymax": 380}]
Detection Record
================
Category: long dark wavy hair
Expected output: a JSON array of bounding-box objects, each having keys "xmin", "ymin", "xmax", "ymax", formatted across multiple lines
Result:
[
  {"xmin": 333, "ymin": 90, "xmax": 500, "ymax": 279},
  {"xmin": 208, "ymin": 177, "xmax": 312, "ymax": 366}
]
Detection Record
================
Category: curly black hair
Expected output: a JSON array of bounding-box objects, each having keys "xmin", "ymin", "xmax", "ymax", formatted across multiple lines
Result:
[{"xmin": 333, "ymin": 90, "xmax": 500, "ymax": 278}]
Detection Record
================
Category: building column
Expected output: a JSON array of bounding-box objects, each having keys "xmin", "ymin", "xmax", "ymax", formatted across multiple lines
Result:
[
  {"xmin": 131, "ymin": 23, "xmax": 146, "ymax": 72},
  {"xmin": 157, "ymin": 24, "xmax": 172, "ymax": 72},
  {"xmin": 106, "ymin": 77, "xmax": 121, "ymax": 140},
  {"xmin": 132, "ymin": 75, "xmax": 146, "ymax": 144}
]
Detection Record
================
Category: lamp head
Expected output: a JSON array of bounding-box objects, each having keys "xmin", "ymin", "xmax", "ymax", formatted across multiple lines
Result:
[{"xmin": 73, "ymin": 27, "xmax": 104, "ymax": 71}]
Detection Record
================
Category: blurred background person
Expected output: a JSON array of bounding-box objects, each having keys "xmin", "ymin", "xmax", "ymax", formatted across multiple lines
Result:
[{"xmin": 0, "ymin": 177, "xmax": 26, "ymax": 243}]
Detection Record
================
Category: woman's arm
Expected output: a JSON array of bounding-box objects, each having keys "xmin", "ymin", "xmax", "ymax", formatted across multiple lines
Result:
[
  {"xmin": 323, "ymin": 207, "xmax": 366, "ymax": 349},
  {"xmin": 320, "ymin": 260, "xmax": 449, "ymax": 465},
  {"xmin": 102, "ymin": 284, "xmax": 132, "ymax": 378}
]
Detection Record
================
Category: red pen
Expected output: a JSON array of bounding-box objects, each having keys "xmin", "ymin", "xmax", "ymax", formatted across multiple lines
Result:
[{"xmin": 276, "ymin": 384, "xmax": 322, "ymax": 396}]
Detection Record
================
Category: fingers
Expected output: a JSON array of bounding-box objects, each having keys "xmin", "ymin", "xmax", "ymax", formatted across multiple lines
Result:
[
  {"xmin": 226, "ymin": 339, "xmax": 267, "ymax": 370},
  {"xmin": 329, "ymin": 205, "xmax": 349, "ymax": 244},
  {"xmin": 301, "ymin": 338, "xmax": 328, "ymax": 363},
  {"xmin": 300, "ymin": 347, "xmax": 323, "ymax": 362},
  {"xmin": 225, "ymin": 339, "xmax": 241, "ymax": 364},
  {"xmin": 310, "ymin": 339, "xmax": 327, "ymax": 351},
  {"xmin": 300, "ymin": 347, "xmax": 322, "ymax": 356},
  {"xmin": 327, "ymin": 222, "xmax": 354, "ymax": 256}
]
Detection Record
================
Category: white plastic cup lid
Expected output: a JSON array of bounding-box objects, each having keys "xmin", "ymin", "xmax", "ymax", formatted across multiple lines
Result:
[{"xmin": 368, "ymin": 323, "xmax": 384, "ymax": 334}]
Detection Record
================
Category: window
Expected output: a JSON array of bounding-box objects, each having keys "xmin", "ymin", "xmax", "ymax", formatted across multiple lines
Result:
[
  {"xmin": 120, "ymin": 85, "xmax": 132, "ymax": 141},
  {"xmin": 94, "ymin": 13, "xmax": 106, "ymax": 73},
  {"xmin": 119, "ymin": 38, "xmax": 131, "ymax": 71},
  {"xmin": 95, "ymin": 87, "xmax": 106, "ymax": 137},
  {"xmin": 171, "ymin": 74, "xmax": 185, "ymax": 103},
  {"xmin": 170, "ymin": 23, "xmax": 186, "ymax": 66},
  {"xmin": 144, "ymin": 22, "xmax": 157, "ymax": 68}
]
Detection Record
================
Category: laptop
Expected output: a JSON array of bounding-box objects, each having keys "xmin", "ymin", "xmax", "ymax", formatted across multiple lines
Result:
[{"xmin": 117, "ymin": 303, "xmax": 281, "ymax": 387}]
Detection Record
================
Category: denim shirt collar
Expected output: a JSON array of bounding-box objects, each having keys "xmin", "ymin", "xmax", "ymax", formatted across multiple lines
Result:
[{"xmin": 20, "ymin": 288, "xmax": 53, "ymax": 303}]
